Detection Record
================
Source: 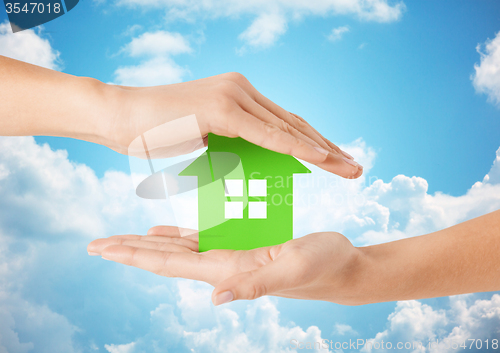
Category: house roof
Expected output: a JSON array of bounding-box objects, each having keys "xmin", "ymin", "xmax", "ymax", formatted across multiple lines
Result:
[{"xmin": 179, "ymin": 133, "xmax": 311, "ymax": 180}]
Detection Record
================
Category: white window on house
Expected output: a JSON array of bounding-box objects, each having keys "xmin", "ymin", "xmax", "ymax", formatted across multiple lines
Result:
[
  {"xmin": 224, "ymin": 179, "xmax": 243, "ymax": 197},
  {"xmin": 248, "ymin": 201, "xmax": 267, "ymax": 219},
  {"xmin": 224, "ymin": 179, "xmax": 268, "ymax": 219},
  {"xmin": 225, "ymin": 201, "xmax": 243, "ymax": 219},
  {"xmin": 248, "ymin": 179, "xmax": 267, "ymax": 197}
]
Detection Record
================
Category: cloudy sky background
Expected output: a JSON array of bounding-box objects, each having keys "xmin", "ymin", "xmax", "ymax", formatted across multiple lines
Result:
[{"xmin": 1, "ymin": 0, "xmax": 500, "ymax": 352}]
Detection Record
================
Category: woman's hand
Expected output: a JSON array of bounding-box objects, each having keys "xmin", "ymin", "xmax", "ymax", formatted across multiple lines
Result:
[
  {"xmin": 0, "ymin": 56, "xmax": 361, "ymax": 178},
  {"xmin": 87, "ymin": 211, "xmax": 500, "ymax": 306},
  {"xmin": 87, "ymin": 226, "xmax": 364, "ymax": 305},
  {"xmin": 109, "ymin": 72, "xmax": 363, "ymax": 179}
]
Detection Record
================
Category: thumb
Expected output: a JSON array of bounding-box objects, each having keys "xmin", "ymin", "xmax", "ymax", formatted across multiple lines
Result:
[{"xmin": 211, "ymin": 257, "xmax": 297, "ymax": 305}]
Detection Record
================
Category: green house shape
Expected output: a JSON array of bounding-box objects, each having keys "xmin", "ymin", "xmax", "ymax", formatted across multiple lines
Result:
[{"xmin": 179, "ymin": 133, "xmax": 310, "ymax": 252}]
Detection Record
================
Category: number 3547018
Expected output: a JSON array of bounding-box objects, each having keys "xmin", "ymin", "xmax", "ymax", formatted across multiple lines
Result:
[{"xmin": 5, "ymin": 2, "xmax": 61, "ymax": 14}]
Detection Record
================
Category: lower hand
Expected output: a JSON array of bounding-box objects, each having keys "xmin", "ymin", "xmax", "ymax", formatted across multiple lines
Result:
[{"xmin": 87, "ymin": 226, "xmax": 363, "ymax": 306}]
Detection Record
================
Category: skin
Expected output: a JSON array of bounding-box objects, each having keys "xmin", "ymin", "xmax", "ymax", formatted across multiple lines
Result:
[
  {"xmin": 0, "ymin": 55, "xmax": 362, "ymax": 178},
  {"xmin": 87, "ymin": 209, "xmax": 500, "ymax": 306}
]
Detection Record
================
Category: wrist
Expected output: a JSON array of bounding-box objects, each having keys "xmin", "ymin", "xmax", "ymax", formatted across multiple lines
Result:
[
  {"xmin": 349, "ymin": 246, "xmax": 382, "ymax": 305},
  {"xmin": 346, "ymin": 240, "xmax": 418, "ymax": 305},
  {"xmin": 97, "ymin": 83, "xmax": 161, "ymax": 155},
  {"xmin": 331, "ymin": 245, "xmax": 376, "ymax": 306},
  {"xmin": 79, "ymin": 79, "xmax": 142, "ymax": 154},
  {"xmin": 80, "ymin": 79, "xmax": 130, "ymax": 153}
]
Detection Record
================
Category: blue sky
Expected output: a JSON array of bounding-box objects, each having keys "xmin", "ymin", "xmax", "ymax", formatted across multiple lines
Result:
[{"xmin": 1, "ymin": 0, "xmax": 500, "ymax": 352}]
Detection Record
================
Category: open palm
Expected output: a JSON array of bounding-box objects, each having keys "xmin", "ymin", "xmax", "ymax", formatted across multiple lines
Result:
[{"xmin": 87, "ymin": 226, "xmax": 361, "ymax": 305}]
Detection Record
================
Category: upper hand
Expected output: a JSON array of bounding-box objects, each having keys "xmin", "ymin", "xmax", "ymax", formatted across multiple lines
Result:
[
  {"xmin": 107, "ymin": 72, "xmax": 362, "ymax": 179},
  {"xmin": 87, "ymin": 226, "xmax": 364, "ymax": 306}
]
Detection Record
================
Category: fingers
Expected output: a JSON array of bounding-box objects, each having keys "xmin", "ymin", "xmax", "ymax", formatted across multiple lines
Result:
[
  {"xmin": 289, "ymin": 112, "xmax": 347, "ymax": 156},
  {"xmin": 232, "ymin": 110, "xmax": 361, "ymax": 178},
  {"xmin": 147, "ymin": 226, "xmax": 181, "ymax": 236},
  {"xmin": 100, "ymin": 245, "xmax": 222, "ymax": 284},
  {"xmin": 316, "ymin": 151, "xmax": 363, "ymax": 178},
  {"xmin": 147, "ymin": 225, "xmax": 199, "ymax": 242},
  {"xmin": 88, "ymin": 234, "xmax": 199, "ymax": 254},
  {"xmin": 227, "ymin": 109, "xmax": 331, "ymax": 166},
  {"xmin": 88, "ymin": 234, "xmax": 138, "ymax": 255},
  {"xmin": 236, "ymin": 97, "xmax": 363, "ymax": 178},
  {"xmin": 238, "ymin": 95, "xmax": 324, "ymax": 150},
  {"xmin": 211, "ymin": 254, "xmax": 299, "ymax": 305},
  {"xmin": 234, "ymin": 110, "xmax": 361, "ymax": 178},
  {"xmin": 254, "ymin": 94, "xmax": 337, "ymax": 153}
]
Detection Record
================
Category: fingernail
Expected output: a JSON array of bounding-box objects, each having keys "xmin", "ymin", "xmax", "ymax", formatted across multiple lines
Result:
[
  {"xmin": 88, "ymin": 251, "xmax": 100, "ymax": 256},
  {"xmin": 341, "ymin": 150, "xmax": 354, "ymax": 160},
  {"xmin": 314, "ymin": 147, "xmax": 329, "ymax": 156},
  {"xmin": 101, "ymin": 256, "xmax": 111, "ymax": 261},
  {"xmin": 214, "ymin": 291, "xmax": 234, "ymax": 306},
  {"xmin": 343, "ymin": 157, "xmax": 358, "ymax": 167}
]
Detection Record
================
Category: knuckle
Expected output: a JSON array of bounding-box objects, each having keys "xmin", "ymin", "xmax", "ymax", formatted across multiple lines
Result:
[
  {"xmin": 263, "ymin": 122, "xmax": 281, "ymax": 137},
  {"xmin": 292, "ymin": 112, "xmax": 307, "ymax": 123},
  {"xmin": 291, "ymin": 137, "xmax": 307, "ymax": 154},
  {"xmin": 279, "ymin": 119, "xmax": 291, "ymax": 134},
  {"xmin": 127, "ymin": 247, "xmax": 138, "ymax": 266},
  {"xmin": 288, "ymin": 123, "xmax": 304, "ymax": 137},
  {"xmin": 209, "ymin": 81, "xmax": 244, "ymax": 113},
  {"xmin": 294, "ymin": 116, "xmax": 308, "ymax": 130},
  {"xmin": 261, "ymin": 123, "xmax": 283, "ymax": 147},
  {"xmin": 246, "ymin": 273, "xmax": 267, "ymax": 299},
  {"xmin": 222, "ymin": 72, "xmax": 248, "ymax": 85},
  {"xmin": 215, "ymin": 80, "xmax": 240, "ymax": 97}
]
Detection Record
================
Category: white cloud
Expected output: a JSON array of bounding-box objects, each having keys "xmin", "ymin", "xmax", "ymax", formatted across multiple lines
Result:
[
  {"xmin": 121, "ymin": 24, "xmax": 143, "ymax": 37},
  {"xmin": 361, "ymin": 300, "xmax": 447, "ymax": 352},
  {"xmin": 113, "ymin": 30, "xmax": 191, "ymax": 86},
  {"xmin": 434, "ymin": 295, "xmax": 500, "ymax": 352},
  {"xmin": 114, "ymin": 57, "xmax": 189, "ymax": 86},
  {"xmin": 361, "ymin": 294, "xmax": 500, "ymax": 353},
  {"xmin": 125, "ymin": 31, "xmax": 192, "ymax": 57},
  {"xmin": 333, "ymin": 323, "xmax": 358, "ymax": 336},
  {"xmin": 105, "ymin": 342, "xmax": 136, "ymax": 353},
  {"xmin": 0, "ymin": 136, "xmax": 176, "ymax": 352},
  {"xmin": 0, "ymin": 137, "xmax": 172, "ymax": 240},
  {"xmin": 327, "ymin": 26, "xmax": 349, "ymax": 42},
  {"xmin": 0, "ymin": 291, "xmax": 79, "ymax": 353},
  {"xmin": 105, "ymin": 281, "xmax": 334, "ymax": 352},
  {"xmin": 472, "ymin": 31, "xmax": 500, "ymax": 107},
  {"xmin": 176, "ymin": 280, "xmax": 216, "ymax": 330},
  {"xmin": 483, "ymin": 146, "xmax": 500, "ymax": 184},
  {"xmin": 108, "ymin": 0, "xmax": 405, "ymax": 50},
  {"xmin": 238, "ymin": 13, "xmax": 287, "ymax": 50},
  {"xmin": 0, "ymin": 21, "xmax": 61, "ymax": 70}
]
